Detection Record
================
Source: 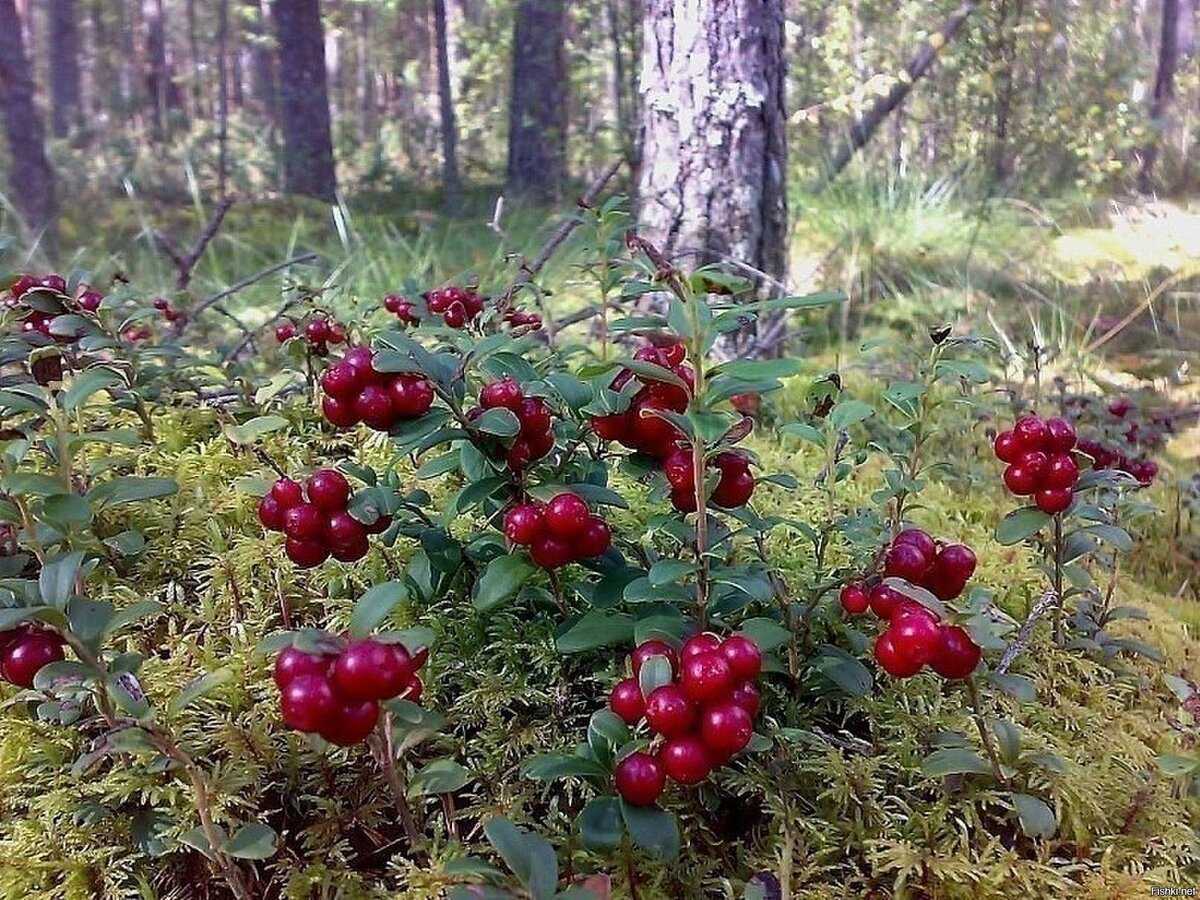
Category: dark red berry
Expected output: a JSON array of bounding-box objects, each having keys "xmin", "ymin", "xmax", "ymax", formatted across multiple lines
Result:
[
  {"xmin": 720, "ymin": 635, "xmax": 762, "ymax": 680},
  {"xmin": 503, "ymin": 504, "xmax": 545, "ymax": 545},
  {"xmin": 1044, "ymin": 417, "xmax": 1077, "ymax": 452},
  {"xmin": 1003, "ymin": 464, "xmax": 1038, "ymax": 496},
  {"xmin": 1042, "ymin": 454, "xmax": 1079, "ymax": 490},
  {"xmin": 279, "ymin": 673, "xmax": 337, "ymax": 732},
  {"xmin": 662, "ymin": 448, "xmax": 694, "ymax": 492},
  {"xmin": 480, "ymin": 377, "xmax": 523, "ymax": 411},
  {"xmin": 307, "ymin": 469, "xmax": 351, "ymax": 511},
  {"xmin": 873, "ymin": 630, "xmax": 923, "ymax": 678},
  {"xmin": 333, "ymin": 639, "xmax": 412, "ymax": 702},
  {"xmin": 645, "ymin": 684, "xmax": 696, "ymax": 737},
  {"xmin": 631, "ymin": 640, "xmax": 678, "ymax": 677},
  {"xmin": 929, "ymin": 625, "xmax": 982, "ymax": 679},
  {"xmin": 934, "ymin": 544, "xmax": 976, "ymax": 585},
  {"xmin": 516, "ymin": 397, "xmax": 552, "ymax": 435},
  {"xmin": 273, "ymin": 647, "xmax": 330, "ymax": 689},
  {"xmin": 885, "ymin": 541, "xmax": 932, "ymax": 583},
  {"xmin": 576, "ymin": 516, "xmax": 612, "ymax": 558},
  {"xmin": 284, "ymin": 503, "xmax": 325, "ymax": 541},
  {"xmin": 258, "ymin": 495, "xmax": 286, "ymax": 531},
  {"xmin": 321, "ymin": 362, "xmax": 363, "ymax": 399},
  {"xmin": 530, "ymin": 534, "xmax": 573, "ymax": 569},
  {"xmin": 544, "ymin": 493, "xmax": 589, "ymax": 538},
  {"xmin": 730, "ymin": 680, "xmax": 761, "ymax": 718},
  {"xmin": 893, "ymin": 528, "xmax": 936, "ymax": 560},
  {"xmin": 285, "ymin": 537, "xmax": 329, "ymax": 568},
  {"xmin": 1035, "ymin": 488, "xmax": 1073, "ymax": 514},
  {"xmin": 670, "ymin": 488, "xmax": 697, "ymax": 513},
  {"xmin": 1, "ymin": 631, "xmax": 64, "ymax": 687},
  {"xmin": 1012, "ymin": 415, "xmax": 1048, "ymax": 451},
  {"xmin": 868, "ymin": 582, "xmax": 906, "ymax": 619},
  {"xmin": 322, "ymin": 395, "xmax": 359, "ymax": 428},
  {"xmin": 658, "ymin": 736, "xmax": 712, "ymax": 785},
  {"xmin": 1019, "ymin": 450, "xmax": 1049, "ymax": 480},
  {"xmin": 711, "ymin": 469, "xmax": 754, "ymax": 508},
  {"xmin": 614, "ymin": 752, "xmax": 665, "ymax": 806},
  {"xmin": 319, "ymin": 698, "xmax": 380, "ymax": 745},
  {"xmin": 840, "ymin": 582, "xmax": 869, "ymax": 615},
  {"xmin": 680, "ymin": 652, "xmax": 734, "ymax": 703},
  {"xmin": 680, "ymin": 633, "xmax": 722, "ymax": 661},
  {"xmin": 993, "ymin": 430, "xmax": 1020, "ymax": 463},
  {"xmin": 609, "ymin": 677, "xmax": 646, "ymax": 725},
  {"xmin": 388, "ymin": 375, "xmax": 434, "ymax": 418},
  {"xmin": 275, "ymin": 322, "xmax": 296, "ymax": 343},
  {"xmin": 270, "ymin": 478, "xmax": 305, "ymax": 509},
  {"xmin": 305, "ymin": 318, "xmax": 330, "ymax": 343},
  {"xmin": 354, "ymin": 384, "xmax": 396, "ymax": 431},
  {"xmin": 402, "ymin": 676, "xmax": 423, "ymax": 703},
  {"xmin": 700, "ymin": 701, "xmax": 753, "ymax": 756},
  {"xmin": 889, "ymin": 603, "xmax": 941, "ymax": 668},
  {"xmin": 591, "ymin": 413, "xmax": 630, "ymax": 441},
  {"xmin": 325, "ymin": 511, "xmax": 367, "ymax": 548}
]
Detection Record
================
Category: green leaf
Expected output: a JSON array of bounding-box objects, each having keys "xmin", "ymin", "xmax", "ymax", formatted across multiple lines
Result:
[
  {"xmin": 483, "ymin": 818, "xmax": 558, "ymax": 900},
  {"xmin": 88, "ymin": 476, "xmax": 178, "ymax": 507},
  {"xmin": 222, "ymin": 415, "xmax": 288, "ymax": 445},
  {"xmin": 60, "ymin": 368, "xmax": 123, "ymax": 410},
  {"xmin": 828, "ymin": 400, "xmax": 874, "ymax": 431},
  {"xmin": 780, "ymin": 423, "xmax": 825, "ymax": 447},
  {"xmin": 990, "ymin": 672, "xmax": 1036, "ymax": 702},
  {"xmin": 522, "ymin": 754, "xmax": 609, "ymax": 781},
  {"xmin": 106, "ymin": 671, "xmax": 150, "ymax": 717},
  {"xmin": 648, "ymin": 559, "xmax": 696, "ymax": 586},
  {"xmin": 225, "ymin": 823, "xmax": 278, "ymax": 860},
  {"xmin": 474, "ymin": 554, "xmax": 538, "ymax": 612},
  {"xmin": 408, "ymin": 759, "xmax": 471, "ymax": 796},
  {"xmin": 712, "ymin": 358, "xmax": 803, "ymax": 381},
  {"xmin": 474, "ymin": 408, "xmax": 521, "ymax": 438},
  {"xmin": 620, "ymin": 800, "xmax": 679, "ymax": 860},
  {"xmin": 995, "ymin": 507, "xmax": 1051, "ymax": 545},
  {"xmin": 811, "ymin": 644, "xmax": 873, "ymax": 696},
  {"xmin": 349, "ymin": 581, "xmax": 408, "ymax": 638},
  {"xmin": 1081, "ymin": 523, "xmax": 1133, "ymax": 552},
  {"xmin": 39, "ymin": 551, "xmax": 84, "ymax": 609},
  {"xmin": 103, "ymin": 600, "xmax": 162, "ymax": 637},
  {"xmin": 1157, "ymin": 753, "xmax": 1200, "ymax": 776},
  {"xmin": 178, "ymin": 824, "xmax": 225, "ymax": 860},
  {"xmin": 577, "ymin": 796, "xmax": 623, "ymax": 851},
  {"xmin": 738, "ymin": 618, "xmax": 791, "ymax": 653},
  {"xmin": 1011, "ymin": 792, "xmax": 1056, "ymax": 839},
  {"xmin": 42, "ymin": 493, "xmax": 92, "ymax": 527},
  {"xmin": 556, "ymin": 610, "xmax": 634, "ymax": 653},
  {"xmin": 617, "ymin": 358, "xmax": 688, "ymax": 390},
  {"xmin": 990, "ymin": 718, "xmax": 1022, "ymax": 763},
  {"xmin": 637, "ymin": 653, "xmax": 674, "ymax": 701},
  {"xmin": 587, "ymin": 709, "xmax": 630, "ymax": 768},
  {"xmin": 921, "ymin": 748, "xmax": 994, "ymax": 777},
  {"xmin": 169, "ymin": 668, "xmax": 234, "ymax": 715},
  {"xmin": 67, "ymin": 598, "xmax": 113, "ymax": 647}
]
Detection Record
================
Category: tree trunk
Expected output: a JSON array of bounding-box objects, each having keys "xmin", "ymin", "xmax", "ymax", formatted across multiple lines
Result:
[
  {"xmin": 432, "ymin": 0, "xmax": 460, "ymax": 206},
  {"xmin": 637, "ymin": 0, "xmax": 787, "ymax": 288},
  {"xmin": 506, "ymin": 0, "xmax": 568, "ymax": 199},
  {"xmin": 217, "ymin": 0, "xmax": 230, "ymax": 197},
  {"xmin": 356, "ymin": 2, "xmax": 375, "ymax": 141},
  {"xmin": 0, "ymin": 0, "xmax": 57, "ymax": 245},
  {"xmin": 143, "ymin": 0, "xmax": 168, "ymax": 137},
  {"xmin": 273, "ymin": 0, "xmax": 337, "ymax": 201},
  {"xmin": 244, "ymin": 0, "xmax": 277, "ymax": 119},
  {"xmin": 822, "ymin": 0, "xmax": 978, "ymax": 184},
  {"xmin": 1138, "ymin": 0, "xmax": 1181, "ymax": 193},
  {"xmin": 49, "ymin": 0, "xmax": 81, "ymax": 136}
]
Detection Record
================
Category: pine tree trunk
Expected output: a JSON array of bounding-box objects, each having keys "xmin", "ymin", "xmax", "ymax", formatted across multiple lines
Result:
[
  {"xmin": 273, "ymin": 0, "xmax": 338, "ymax": 201},
  {"xmin": 49, "ymin": 0, "xmax": 81, "ymax": 136},
  {"xmin": 143, "ymin": 0, "xmax": 168, "ymax": 137},
  {"xmin": 637, "ymin": 0, "xmax": 787, "ymax": 287},
  {"xmin": 432, "ymin": 0, "xmax": 460, "ymax": 206},
  {"xmin": 506, "ymin": 0, "xmax": 568, "ymax": 199},
  {"xmin": 1138, "ymin": 0, "xmax": 1181, "ymax": 193},
  {"xmin": 217, "ymin": 0, "xmax": 230, "ymax": 196},
  {"xmin": 0, "ymin": 0, "xmax": 57, "ymax": 245},
  {"xmin": 245, "ymin": 0, "xmax": 277, "ymax": 120}
]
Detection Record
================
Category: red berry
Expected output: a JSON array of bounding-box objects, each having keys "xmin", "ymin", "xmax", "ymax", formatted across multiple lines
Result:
[
  {"xmin": 609, "ymin": 677, "xmax": 646, "ymax": 725},
  {"xmin": 504, "ymin": 504, "xmax": 545, "ymax": 545},
  {"xmin": 77, "ymin": 289, "xmax": 103, "ymax": 312},
  {"xmin": 322, "ymin": 395, "xmax": 360, "ymax": 428},
  {"xmin": 40, "ymin": 274, "xmax": 66, "ymax": 293},
  {"xmin": 929, "ymin": 625, "xmax": 982, "ymax": 679},
  {"xmin": 631, "ymin": 640, "xmax": 678, "ymax": 677},
  {"xmin": 305, "ymin": 318, "xmax": 331, "ymax": 343},
  {"xmin": 544, "ymin": 493, "xmax": 589, "ymax": 538},
  {"xmin": 720, "ymin": 635, "xmax": 762, "ymax": 680},
  {"xmin": 1108, "ymin": 398, "xmax": 1131, "ymax": 418},
  {"xmin": 152, "ymin": 297, "xmax": 170, "ymax": 311},
  {"xmin": 659, "ymin": 341, "xmax": 686, "ymax": 367},
  {"xmin": 333, "ymin": 639, "xmax": 412, "ymax": 702},
  {"xmin": 325, "ymin": 511, "xmax": 366, "ymax": 547},
  {"xmin": 934, "ymin": 544, "xmax": 976, "ymax": 585},
  {"xmin": 680, "ymin": 652, "xmax": 734, "ymax": 703},
  {"xmin": 1003, "ymin": 464, "xmax": 1038, "ymax": 496},
  {"xmin": 680, "ymin": 633, "xmax": 722, "ymax": 661},
  {"xmin": 279, "ymin": 673, "xmax": 337, "ymax": 732},
  {"xmin": 1019, "ymin": 450, "xmax": 1049, "ymax": 480},
  {"xmin": 576, "ymin": 516, "xmax": 612, "ymax": 558},
  {"xmin": 480, "ymin": 377, "xmax": 523, "ymax": 411},
  {"xmin": 993, "ymin": 430, "xmax": 1020, "ymax": 463},
  {"xmin": 700, "ymin": 701, "xmax": 753, "ymax": 756},
  {"xmin": 257, "ymin": 495, "xmax": 286, "ymax": 531},
  {"xmin": 630, "ymin": 405, "xmax": 679, "ymax": 454},
  {"xmin": 1044, "ymin": 417, "xmax": 1077, "ymax": 452},
  {"xmin": 1042, "ymin": 453, "xmax": 1079, "ymax": 490},
  {"xmin": 321, "ymin": 362, "xmax": 363, "ymax": 399},
  {"xmin": 516, "ymin": 397, "xmax": 552, "ymax": 435},
  {"xmin": 1012, "ymin": 415, "xmax": 1048, "ymax": 451},
  {"xmin": 354, "ymin": 384, "xmax": 396, "ymax": 431},
  {"xmin": 893, "ymin": 528, "xmax": 936, "ymax": 560},
  {"xmin": 662, "ymin": 448, "xmax": 695, "ymax": 492},
  {"xmin": 614, "ymin": 752, "xmax": 666, "ymax": 806},
  {"xmin": 645, "ymin": 684, "xmax": 696, "ymax": 737},
  {"xmin": 9, "ymin": 274, "xmax": 35, "ymax": 297},
  {"xmin": 319, "ymin": 698, "xmax": 380, "ymax": 746},
  {"xmin": 273, "ymin": 647, "xmax": 330, "ymax": 689},
  {"xmin": 658, "ymin": 736, "xmax": 712, "ymax": 785},
  {"xmin": 730, "ymin": 680, "xmax": 761, "ymax": 718},
  {"xmin": 342, "ymin": 346, "xmax": 376, "ymax": 377},
  {"xmin": 591, "ymin": 413, "xmax": 630, "ymax": 441},
  {"xmin": 840, "ymin": 582, "xmax": 870, "ymax": 615},
  {"xmin": 868, "ymin": 582, "xmax": 905, "ymax": 619},
  {"xmin": 530, "ymin": 534, "xmax": 573, "ymax": 569},
  {"xmin": 1, "ymin": 631, "xmax": 64, "ymax": 687},
  {"xmin": 384, "ymin": 294, "xmax": 405, "ymax": 313},
  {"xmin": 330, "ymin": 531, "xmax": 369, "ymax": 562},
  {"xmin": 889, "ymin": 602, "xmax": 941, "ymax": 668},
  {"xmin": 1035, "ymin": 487, "xmax": 1073, "ymax": 514},
  {"xmin": 364, "ymin": 513, "xmax": 392, "ymax": 535},
  {"xmin": 712, "ymin": 469, "xmax": 755, "ymax": 509},
  {"xmin": 307, "ymin": 469, "xmax": 351, "ymax": 511},
  {"xmin": 730, "ymin": 393, "xmax": 760, "ymax": 415},
  {"xmin": 402, "ymin": 675, "xmax": 423, "ymax": 703},
  {"xmin": 389, "ymin": 375, "xmax": 435, "ymax": 418},
  {"xmin": 873, "ymin": 630, "xmax": 924, "ymax": 678},
  {"xmin": 525, "ymin": 428, "xmax": 554, "ymax": 460},
  {"xmin": 884, "ymin": 541, "xmax": 932, "ymax": 583},
  {"xmin": 271, "ymin": 478, "xmax": 305, "ymax": 509},
  {"xmin": 285, "ymin": 537, "xmax": 329, "ymax": 568},
  {"xmin": 670, "ymin": 487, "xmax": 697, "ymax": 513},
  {"xmin": 275, "ymin": 322, "xmax": 296, "ymax": 343},
  {"xmin": 443, "ymin": 301, "xmax": 467, "ymax": 328},
  {"xmin": 284, "ymin": 503, "xmax": 325, "ymax": 541}
]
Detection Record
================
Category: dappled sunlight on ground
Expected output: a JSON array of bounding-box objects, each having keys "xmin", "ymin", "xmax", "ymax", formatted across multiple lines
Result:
[{"xmin": 1051, "ymin": 199, "xmax": 1200, "ymax": 283}]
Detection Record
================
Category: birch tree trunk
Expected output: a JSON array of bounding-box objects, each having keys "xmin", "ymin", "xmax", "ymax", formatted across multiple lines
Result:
[{"xmin": 636, "ymin": 0, "xmax": 787, "ymax": 289}]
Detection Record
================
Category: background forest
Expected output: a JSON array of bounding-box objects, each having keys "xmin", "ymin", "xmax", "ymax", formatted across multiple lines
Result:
[{"xmin": 0, "ymin": 1, "xmax": 1197, "ymax": 899}]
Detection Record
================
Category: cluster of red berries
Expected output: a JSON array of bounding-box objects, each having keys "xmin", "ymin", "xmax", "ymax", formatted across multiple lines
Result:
[
  {"xmin": 471, "ymin": 377, "xmax": 555, "ymax": 471},
  {"xmin": 840, "ymin": 529, "xmax": 981, "ymax": 680},
  {"xmin": 151, "ymin": 297, "xmax": 188, "ymax": 326},
  {"xmin": 258, "ymin": 469, "xmax": 389, "ymax": 568},
  {"xmin": 609, "ymin": 634, "xmax": 763, "ymax": 806},
  {"xmin": 0, "ymin": 625, "xmax": 65, "ymax": 688},
  {"xmin": 662, "ymin": 448, "xmax": 755, "ymax": 513},
  {"xmin": 319, "ymin": 346, "xmax": 435, "ymax": 432},
  {"xmin": 6, "ymin": 273, "xmax": 99, "ymax": 341},
  {"xmin": 503, "ymin": 491, "xmax": 611, "ymax": 569},
  {"xmin": 993, "ymin": 414, "xmax": 1079, "ymax": 514},
  {"xmin": 1077, "ymin": 438, "xmax": 1158, "ymax": 486},
  {"xmin": 384, "ymin": 290, "xmax": 542, "ymax": 331},
  {"xmin": 275, "ymin": 315, "xmax": 347, "ymax": 356},
  {"xmin": 274, "ymin": 639, "xmax": 427, "ymax": 746},
  {"xmin": 590, "ymin": 341, "xmax": 695, "ymax": 458}
]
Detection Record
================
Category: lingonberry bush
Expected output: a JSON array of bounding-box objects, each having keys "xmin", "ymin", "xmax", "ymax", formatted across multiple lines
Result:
[{"xmin": 0, "ymin": 198, "xmax": 1191, "ymax": 899}]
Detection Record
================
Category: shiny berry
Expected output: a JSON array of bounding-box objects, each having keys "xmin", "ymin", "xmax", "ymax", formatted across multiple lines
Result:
[
  {"xmin": 1, "ymin": 632, "xmax": 64, "ymax": 687},
  {"xmin": 273, "ymin": 647, "xmax": 330, "ymax": 689},
  {"xmin": 993, "ymin": 430, "xmax": 1020, "ymax": 463},
  {"xmin": 330, "ymin": 532, "xmax": 369, "ymax": 562},
  {"xmin": 285, "ymin": 538, "xmax": 329, "ymax": 568},
  {"xmin": 670, "ymin": 487, "xmax": 697, "ymax": 513},
  {"xmin": 516, "ymin": 397, "xmax": 552, "ymax": 435},
  {"xmin": 275, "ymin": 322, "xmax": 296, "ymax": 342},
  {"xmin": 662, "ymin": 448, "xmax": 694, "ymax": 491},
  {"xmin": 720, "ymin": 635, "xmax": 762, "ymax": 680},
  {"xmin": 307, "ymin": 469, "xmax": 351, "ymax": 511},
  {"xmin": 614, "ymin": 752, "xmax": 665, "ymax": 806},
  {"xmin": 1019, "ymin": 450, "xmax": 1049, "ymax": 480},
  {"xmin": 730, "ymin": 680, "xmax": 761, "ymax": 718},
  {"xmin": 305, "ymin": 318, "xmax": 330, "ymax": 343},
  {"xmin": 680, "ymin": 652, "xmax": 734, "ymax": 703},
  {"xmin": 1003, "ymin": 464, "xmax": 1038, "ymax": 495},
  {"xmin": 389, "ymin": 375, "xmax": 434, "ymax": 418},
  {"xmin": 354, "ymin": 384, "xmax": 396, "ymax": 431},
  {"xmin": 530, "ymin": 534, "xmax": 573, "ymax": 569},
  {"xmin": 321, "ymin": 363, "xmax": 363, "ymax": 399},
  {"xmin": 576, "ymin": 516, "xmax": 612, "ymax": 558},
  {"xmin": 873, "ymin": 630, "xmax": 924, "ymax": 678},
  {"xmin": 889, "ymin": 603, "xmax": 941, "ymax": 668},
  {"xmin": 480, "ymin": 377, "xmax": 523, "ymax": 411},
  {"xmin": 325, "ymin": 511, "xmax": 367, "ymax": 548},
  {"xmin": 271, "ymin": 478, "xmax": 304, "ymax": 508},
  {"xmin": 631, "ymin": 640, "xmax": 678, "ymax": 677},
  {"xmin": 893, "ymin": 528, "xmax": 936, "ymax": 560},
  {"xmin": 279, "ymin": 673, "xmax": 337, "ymax": 732},
  {"xmin": 609, "ymin": 677, "xmax": 645, "ymax": 724},
  {"xmin": 658, "ymin": 736, "xmax": 712, "ymax": 785},
  {"xmin": 591, "ymin": 413, "xmax": 630, "ymax": 441},
  {"xmin": 885, "ymin": 541, "xmax": 931, "ymax": 583},
  {"xmin": 544, "ymin": 493, "xmax": 589, "ymax": 538},
  {"xmin": 333, "ymin": 639, "xmax": 412, "ymax": 702},
  {"xmin": 504, "ymin": 504, "xmax": 545, "ymax": 545},
  {"xmin": 1044, "ymin": 417, "xmax": 1077, "ymax": 452},
  {"xmin": 840, "ymin": 582, "xmax": 869, "ymax": 615},
  {"xmin": 929, "ymin": 625, "xmax": 982, "ymax": 679},
  {"xmin": 1012, "ymin": 415, "xmax": 1048, "ymax": 451},
  {"xmin": 322, "ymin": 395, "xmax": 359, "ymax": 427},
  {"xmin": 284, "ymin": 503, "xmax": 325, "ymax": 541},
  {"xmin": 712, "ymin": 469, "xmax": 755, "ymax": 508},
  {"xmin": 935, "ymin": 544, "xmax": 976, "ymax": 585},
  {"xmin": 1035, "ymin": 488, "xmax": 1073, "ymax": 514},
  {"xmin": 257, "ymin": 495, "xmax": 286, "ymax": 531},
  {"xmin": 319, "ymin": 698, "xmax": 380, "ymax": 745},
  {"xmin": 645, "ymin": 684, "xmax": 696, "ymax": 737},
  {"xmin": 868, "ymin": 582, "xmax": 906, "ymax": 619},
  {"xmin": 1042, "ymin": 454, "xmax": 1079, "ymax": 490},
  {"xmin": 384, "ymin": 294, "xmax": 405, "ymax": 313},
  {"xmin": 700, "ymin": 701, "xmax": 753, "ymax": 756},
  {"xmin": 443, "ymin": 301, "xmax": 467, "ymax": 328},
  {"xmin": 681, "ymin": 633, "xmax": 722, "ymax": 661}
]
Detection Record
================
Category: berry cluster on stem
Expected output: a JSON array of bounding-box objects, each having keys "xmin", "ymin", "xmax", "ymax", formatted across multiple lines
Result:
[
  {"xmin": 320, "ymin": 346, "xmax": 434, "ymax": 431},
  {"xmin": 258, "ymin": 469, "xmax": 390, "ymax": 567}
]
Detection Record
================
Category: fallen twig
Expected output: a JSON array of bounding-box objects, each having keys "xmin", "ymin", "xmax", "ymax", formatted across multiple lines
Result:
[
  {"xmin": 189, "ymin": 252, "xmax": 319, "ymax": 327},
  {"xmin": 996, "ymin": 588, "xmax": 1058, "ymax": 675},
  {"xmin": 154, "ymin": 197, "xmax": 236, "ymax": 290}
]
